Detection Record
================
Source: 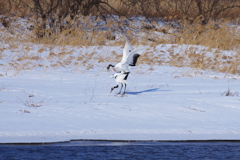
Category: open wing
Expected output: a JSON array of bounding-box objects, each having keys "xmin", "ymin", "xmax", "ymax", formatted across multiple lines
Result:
[
  {"xmin": 121, "ymin": 40, "xmax": 133, "ymax": 63},
  {"xmin": 124, "ymin": 46, "xmax": 147, "ymax": 66}
]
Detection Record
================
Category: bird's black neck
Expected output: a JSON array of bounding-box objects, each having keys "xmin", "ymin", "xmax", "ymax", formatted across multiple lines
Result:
[{"xmin": 107, "ymin": 64, "xmax": 115, "ymax": 70}]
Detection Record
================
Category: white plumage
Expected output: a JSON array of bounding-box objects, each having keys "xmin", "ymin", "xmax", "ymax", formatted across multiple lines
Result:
[
  {"xmin": 110, "ymin": 71, "xmax": 130, "ymax": 94},
  {"xmin": 107, "ymin": 40, "xmax": 147, "ymax": 73},
  {"xmin": 108, "ymin": 40, "xmax": 147, "ymax": 94}
]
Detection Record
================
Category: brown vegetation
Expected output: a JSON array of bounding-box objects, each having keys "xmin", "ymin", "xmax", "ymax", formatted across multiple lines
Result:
[
  {"xmin": 0, "ymin": 0, "xmax": 239, "ymax": 75},
  {"xmin": 1, "ymin": 0, "xmax": 239, "ymax": 20},
  {"xmin": 0, "ymin": 0, "xmax": 239, "ymax": 45}
]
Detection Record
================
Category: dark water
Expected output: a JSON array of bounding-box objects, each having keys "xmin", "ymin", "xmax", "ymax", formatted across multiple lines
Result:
[{"xmin": 1, "ymin": 141, "xmax": 240, "ymax": 160}]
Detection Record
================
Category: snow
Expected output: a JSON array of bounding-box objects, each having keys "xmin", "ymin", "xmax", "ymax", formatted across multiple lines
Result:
[{"xmin": 0, "ymin": 43, "xmax": 240, "ymax": 143}]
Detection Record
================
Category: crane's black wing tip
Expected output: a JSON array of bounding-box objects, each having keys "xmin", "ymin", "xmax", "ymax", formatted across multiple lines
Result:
[{"xmin": 129, "ymin": 54, "xmax": 140, "ymax": 66}]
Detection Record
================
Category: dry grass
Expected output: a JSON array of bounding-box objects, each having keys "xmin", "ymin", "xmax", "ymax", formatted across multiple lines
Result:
[
  {"xmin": 1, "ymin": 10, "xmax": 239, "ymax": 49},
  {"xmin": 165, "ymin": 45, "xmax": 240, "ymax": 75},
  {"xmin": 0, "ymin": 85, "xmax": 6, "ymax": 91},
  {"xmin": 0, "ymin": 1, "xmax": 239, "ymax": 76},
  {"xmin": 221, "ymin": 89, "xmax": 239, "ymax": 96},
  {"xmin": 1, "ymin": 0, "xmax": 239, "ymax": 19},
  {"xmin": 16, "ymin": 91, "xmax": 46, "ymax": 107},
  {"xmin": 1, "ymin": 0, "xmax": 239, "ymax": 49},
  {"xmin": 1, "ymin": 38, "xmax": 239, "ymax": 76},
  {"xmin": 175, "ymin": 18, "xmax": 240, "ymax": 50}
]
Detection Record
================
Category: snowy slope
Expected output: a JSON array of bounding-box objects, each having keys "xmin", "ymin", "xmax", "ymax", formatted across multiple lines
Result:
[{"xmin": 0, "ymin": 44, "xmax": 240, "ymax": 143}]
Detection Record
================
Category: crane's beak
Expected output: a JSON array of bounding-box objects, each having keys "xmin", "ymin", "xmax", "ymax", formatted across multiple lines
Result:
[{"xmin": 110, "ymin": 87, "xmax": 114, "ymax": 93}]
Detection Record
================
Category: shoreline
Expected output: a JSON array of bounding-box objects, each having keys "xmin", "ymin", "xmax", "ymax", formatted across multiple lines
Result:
[{"xmin": 1, "ymin": 139, "xmax": 240, "ymax": 145}]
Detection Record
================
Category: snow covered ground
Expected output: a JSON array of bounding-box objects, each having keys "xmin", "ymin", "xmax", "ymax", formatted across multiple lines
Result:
[{"xmin": 0, "ymin": 44, "xmax": 240, "ymax": 143}]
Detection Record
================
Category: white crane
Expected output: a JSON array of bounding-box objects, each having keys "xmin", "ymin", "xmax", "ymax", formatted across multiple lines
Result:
[
  {"xmin": 107, "ymin": 41, "xmax": 146, "ymax": 73},
  {"xmin": 110, "ymin": 71, "xmax": 130, "ymax": 95}
]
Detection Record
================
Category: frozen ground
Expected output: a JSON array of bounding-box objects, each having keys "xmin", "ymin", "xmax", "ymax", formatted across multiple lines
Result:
[
  {"xmin": 1, "ymin": 65, "xmax": 240, "ymax": 143},
  {"xmin": 0, "ymin": 44, "xmax": 240, "ymax": 143}
]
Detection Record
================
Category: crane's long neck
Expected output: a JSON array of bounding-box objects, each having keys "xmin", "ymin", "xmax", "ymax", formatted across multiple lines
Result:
[{"xmin": 107, "ymin": 64, "xmax": 115, "ymax": 70}]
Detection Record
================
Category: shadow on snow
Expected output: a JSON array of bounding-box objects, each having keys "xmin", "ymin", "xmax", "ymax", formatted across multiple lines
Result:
[{"xmin": 126, "ymin": 88, "xmax": 172, "ymax": 95}]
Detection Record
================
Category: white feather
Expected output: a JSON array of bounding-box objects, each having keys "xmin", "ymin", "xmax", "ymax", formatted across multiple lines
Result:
[
  {"xmin": 123, "ymin": 46, "xmax": 147, "ymax": 66},
  {"xmin": 121, "ymin": 40, "xmax": 133, "ymax": 64},
  {"xmin": 115, "ymin": 73, "xmax": 128, "ymax": 84},
  {"xmin": 112, "ymin": 41, "xmax": 147, "ymax": 73}
]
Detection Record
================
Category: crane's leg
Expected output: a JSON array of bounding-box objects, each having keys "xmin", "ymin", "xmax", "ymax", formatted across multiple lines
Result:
[
  {"xmin": 123, "ymin": 83, "xmax": 127, "ymax": 95},
  {"xmin": 118, "ymin": 83, "xmax": 123, "ymax": 94},
  {"xmin": 110, "ymin": 85, "xmax": 118, "ymax": 93}
]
